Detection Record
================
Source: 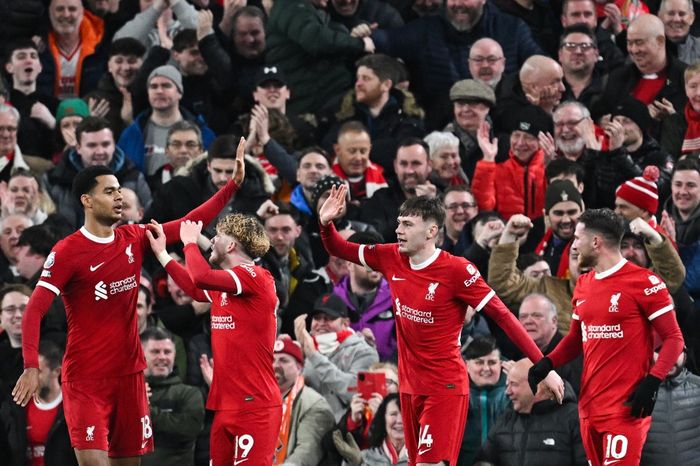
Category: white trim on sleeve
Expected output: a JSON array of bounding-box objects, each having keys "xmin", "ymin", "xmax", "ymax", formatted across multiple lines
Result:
[
  {"xmin": 648, "ymin": 304, "xmax": 674, "ymax": 321},
  {"xmin": 475, "ymin": 289, "xmax": 495, "ymax": 312},
  {"xmin": 37, "ymin": 281, "xmax": 60, "ymax": 296},
  {"xmin": 203, "ymin": 290, "xmax": 213, "ymax": 303},
  {"xmin": 572, "ymin": 313, "xmax": 581, "ymax": 320},
  {"xmin": 358, "ymin": 245, "xmax": 374, "ymax": 271},
  {"xmin": 226, "ymin": 269, "xmax": 242, "ymax": 295}
]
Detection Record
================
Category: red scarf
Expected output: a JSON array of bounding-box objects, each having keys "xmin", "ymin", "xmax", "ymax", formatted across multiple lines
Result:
[
  {"xmin": 535, "ymin": 228, "xmax": 572, "ymax": 278},
  {"xmin": 683, "ymin": 103, "xmax": 700, "ymax": 154},
  {"xmin": 382, "ymin": 438, "xmax": 407, "ymax": 464},
  {"xmin": 313, "ymin": 329, "xmax": 354, "ymax": 355}
]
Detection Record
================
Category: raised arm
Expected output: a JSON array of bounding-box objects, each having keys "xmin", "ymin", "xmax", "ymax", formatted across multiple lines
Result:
[
  {"xmin": 318, "ymin": 185, "xmax": 362, "ymax": 265},
  {"xmin": 160, "ymin": 137, "xmax": 246, "ymax": 243}
]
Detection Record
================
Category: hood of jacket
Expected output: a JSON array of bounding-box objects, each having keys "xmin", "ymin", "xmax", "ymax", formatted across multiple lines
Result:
[{"xmin": 48, "ymin": 145, "xmax": 131, "ymax": 186}]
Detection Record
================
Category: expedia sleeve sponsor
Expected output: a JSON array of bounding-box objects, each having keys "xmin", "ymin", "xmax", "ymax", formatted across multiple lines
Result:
[
  {"xmin": 644, "ymin": 282, "xmax": 667, "ymax": 295},
  {"xmin": 109, "ymin": 275, "xmax": 138, "ymax": 294}
]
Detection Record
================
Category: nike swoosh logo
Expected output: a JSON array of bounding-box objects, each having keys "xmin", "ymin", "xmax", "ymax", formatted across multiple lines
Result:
[
  {"xmin": 603, "ymin": 460, "xmax": 621, "ymax": 465},
  {"xmin": 576, "ymin": 299, "xmax": 586, "ymax": 306},
  {"xmin": 391, "ymin": 275, "xmax": 406, "ymax": 281},
  {"xmin": 233, "ymin": 460, "xmax": 248, "ymax": 466},
  {"xmin": 90, "ymin": 262, "xmax": 105, "ymax": 272},
  {"xmin": 141, "ymin": 441, "xmax": 148, "ymax": 449},
  {"xmin": 418, "ymin": 448, "xmax": 431, "ymax": 456}
]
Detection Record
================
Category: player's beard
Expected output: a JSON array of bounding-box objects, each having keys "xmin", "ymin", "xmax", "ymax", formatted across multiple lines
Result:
[
  {"xmin": 577, "ymin": 250, "xmax": 596, "ymax": 269},
  {"xmin": 39, "ymin": 385, "xmax": 50, "ymax": 401}
]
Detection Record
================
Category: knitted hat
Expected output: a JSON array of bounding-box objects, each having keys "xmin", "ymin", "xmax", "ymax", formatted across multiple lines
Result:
[
  {"xmin": 610, "ymin": 96, "xmax": 652, "ymax": 135},
  {"xmin": 273, "ymin": 334, "xmax": 303, "ymax": 364},
  {"xmin": 56, "ymin": 98, "xmax": 89, "ymax": 122},
  {"xmin": 449, "ymin": 79, "xmax": 496, "ymax": 106},
  {"xmin": 615, "ymin": 165, "xmax": 660, "ymax": 214},
  {"xmin": 500, "ymin": 105, "xmax": 552, "ymax": 137},
  {"xmin": 148, "ymin": 65, "xmax": 183, "ymax": 94},
  {"xmin": 311, "ymin": 174, "xmax": 345, "ymax": 211},
  {"xmin": 545, "ymin": 179, "xmax": 584, "ymax": 213}
]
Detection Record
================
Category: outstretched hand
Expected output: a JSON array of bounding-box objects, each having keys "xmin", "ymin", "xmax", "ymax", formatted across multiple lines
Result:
[
  {"xmin": 318, "ymin": 184, "xmax": 347, "ymax": 226},
  {"xmin": 233, "ymin": 136, "xmax": 246, "ymax": 186},
  {"xmin": 180, "ymin": 220, "xmax": 203, "ymax": 245},
  {"xmin": 146, "ymin": 220, "xmax": 166, "ymax": 254},
  {"xmin": 12, "ymin": 368, "xmax": 39, "ymax": 407}
]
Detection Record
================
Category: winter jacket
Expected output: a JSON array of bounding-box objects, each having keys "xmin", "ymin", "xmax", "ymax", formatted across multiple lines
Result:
[
  {"xmin": 9, "ymin": 89, "xmax": 59, "ymax": 159},
  {"xmin": 362, "ymin": 181, "xmax": 407, "ymax": 244},
  {"xmin": 361, "ymin": 445, "xmax": 409, "ymax": 465},
  {"xmin": 112, "ymin": 1, "xmax": 198, "ymax": 49},
  {"xmin": 471, "ymin": 149, "xmax": 547, "ymax": 221},
  {"xmin": 323, "ymin": 88, "xmax": 425, "ymax": 175},
  {"xmin": 334, "ymin": 276, "xmax": 396, "ymax": 361},
  {"xmin": 561, "ymin": 68, "xmax": 607, "ymax": 112},
  {"xmin": 303, "ymin": 332, "xmax": 379, "ymax": 420},
  {"xmin": 458, "ymin": 372, "xmax": 510, "ymax": 466},
  {"xmin": 281, "ymin": 270, "xmax": 334, "ymax": 337},
  {"xmin": 677, "ymin": 34, "xmax": 700, "ymax": 66},
  {"xmin": 444, "ymin": 120, "xmax": 492, "ymax": 183},
  {"xmin": 0, "ymin": 144, "xmax": 31, "ymax": 184},
  {"xmin": 329, "ymin": 0, "xmax": 405, "ymax": 30},
  {"xmin": 266, "ymin": 0, "xmax": 366, "ymax": 115},
  {"xmin": 142, "ymin": 373, "xmax": 205, "ymax": 466},
  {"xmin": 117, "ymin": 107, "xmax": 216, "ymax": 175},
  {"xmin": 372, "ymin": 2, "xmax": 542, "ymax": 119},
  {"xmin": 665, "ymin": 198, "xmax": 700, "ymax": 308},
  {"xmin": 44, "ymin": 146, "xmax": 152, "ymax": 230},
  {"xmin": 38, "ymin": 10, "xmax": 108, "ymax": 98},
  {"xmin": 0, "ymin": 0, "xmax": 46, "ymax": 42},
  {"xmin": 0, "ymin": 396, "xmax": 78, "ymax": 466},
  {"xmin": 476, "ymin": 384, "xmax": 587, "ymax": 466},
  {"xmin": 283, "ymin": 385, "xmax": 336, "ymax": 465},
  {"xmin": 641, "ymin": 369, "xmax": 700, "ymax": 466},
  {"xmin": 84, "ymin": 72, "xmax": 129, "ymax": 137},
  {"xmin": 627, "ymin": 138, "xmax": 674, "ymax": 210}
]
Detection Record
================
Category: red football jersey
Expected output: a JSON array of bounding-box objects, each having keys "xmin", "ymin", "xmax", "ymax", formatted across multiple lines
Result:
[
  {"xmin": 36, "ymin": 225, "xmax": 148, "ymax": 381},
  {"xmin": 571, "ymin": 259, "xmax": 674, "ymax": 418},
  {"xmin": 359, "ymin": 245, "xmax": 501, "ymax": 395},
  {"xmin": 202, "ymin": 263, "xmax": 282, "ymax": 411},
  {"xmin": 25, "ymin": 394, "xmax": 62, "ymax": 466}
]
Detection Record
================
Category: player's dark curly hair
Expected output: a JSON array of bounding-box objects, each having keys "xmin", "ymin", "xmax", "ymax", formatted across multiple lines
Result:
[
  {"xmin": 367, "ymin": 393, "xmax": 401, "ymax": 449},
  {"xmin": 398, "ymin": 196, "xmax": 446, "ymax": 228},
  {"xmin": 578, "ymin": 208, "xmax": 625, "ymax": 247},
  {"xmin": 72, "ymin": 165, "xmax": 115, "ymax": 201}
]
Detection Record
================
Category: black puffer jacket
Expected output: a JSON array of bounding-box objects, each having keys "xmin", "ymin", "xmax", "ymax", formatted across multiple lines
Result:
[
  {"xmin": 476, "ymin": 384, "xmax": 587, "ymax": 466},
  {"xmin": 0, "ymin": 0, "xmax": 46, "ymax": 41},
  {"xmin": 641, "ymin": 369, "xmax": 700, "ymax": 466}
]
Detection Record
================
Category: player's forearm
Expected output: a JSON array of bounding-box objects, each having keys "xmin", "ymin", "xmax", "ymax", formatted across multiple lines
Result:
[
  {"xmin": 183, "ymin": 243, "xmax": 240, "ymax": 292},
  {"xmin": 320, "ymin": 221, "xmax": 361, "ymax": 264},
  {"xmin": 649, "ymin": 311, "xmax": 685, "ymax": 380},
  {"xmin": 163, "ymin": 259, "xmax": 209, "ymax": 302},
  {"xmin": 483, "ymin": 297, "xmax": 543, "ymax": 363},
  {"xmin": 547, "ymin": 321, "xmax": 583, "ymax": 367},
  {"xmin": 161, "ymin": 179, "xmax": 239, "ymax": 243},
  {"xmin": 21, "ymin": 287, "xmax": 55, "ymax": 369}
]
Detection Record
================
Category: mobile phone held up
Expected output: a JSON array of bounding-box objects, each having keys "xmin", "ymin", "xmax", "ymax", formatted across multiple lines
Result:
[{"xmin": 357, "ymin": 371, "xmax": 387, "ymax": 400}]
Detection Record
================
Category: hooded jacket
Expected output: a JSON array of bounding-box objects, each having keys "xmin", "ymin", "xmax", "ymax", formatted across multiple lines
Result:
[{"xmin": 664, "ymin": 198, "xmax": 700, "ymax": 308}]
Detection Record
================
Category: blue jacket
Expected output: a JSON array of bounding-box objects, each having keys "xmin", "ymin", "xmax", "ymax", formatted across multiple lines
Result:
[
  {"xmin": 117, "ymin": 108, "xmax": 216, "ymax": 174},
  {"xmin": 372, "ymin": 2, "xmax": 542, "ymax": 108}
]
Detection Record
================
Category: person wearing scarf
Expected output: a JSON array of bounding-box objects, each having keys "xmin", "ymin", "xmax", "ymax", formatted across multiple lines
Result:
[{"xmin": 273, "ymin": 335, "xmax": 335, "ymax": 466}]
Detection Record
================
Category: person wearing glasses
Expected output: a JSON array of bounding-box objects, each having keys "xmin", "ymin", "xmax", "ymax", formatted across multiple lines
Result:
[
  {"xmin": 440, "ymin": 185, "xmax": 479, "ymax": 257},
  {"xmin": 558, "ymin": 25, "xmax": 605, "ymax": 111},
  {"xmin": 0, "ymin": 284, "xmax": 30, "ymax": 398},
  {"xmin": 0, "ymin": 105, "xmax": 32, "ymax": 184},
  {"xmin": 468, "ymin": 39, "xmax": 506, "ymax": 90},
  {"xmin": 147, "ymin": 121, "xmax": 203, "ymax": 193}
]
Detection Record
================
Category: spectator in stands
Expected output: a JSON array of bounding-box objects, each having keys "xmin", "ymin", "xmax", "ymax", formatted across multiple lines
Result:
[
  {"xmin": 468, "ymin": 39, "xmax": 506, "ymax": 90},
  {"xmin": 364, "ymin": 138, "xmax": 434, "ymax": 243},
  {"xmin": 15, "ymin": 225, "xmax": 56, "ymax": 285},
  {"xmin": 141, "ymin": 327, "xmax": 205, "ymax": 466},
  {"xmin": 425, "ymin": 131, "xmax": 468, "ymax": 189},
  {"xmin": 45, "ymin": 117, "xmax": 151, "ymax": 229},
  {"xmin": 266, "ymin": 0, "xmax": 373, "ymax": 114},
  {"xmin": 53, "ymin": 98, "xmax": 90, "ymax": 161},
  {"xmin": 294, "ymin": 292, "xmax": 379, "ymax": 420},
  {"xmin": 558, "ymin": 25, "xmax": 605, "ymax": 110},
  {"xmin": 0, "ymin": 214, "xmax": 33, "ymax": 284},
  {"xmin": 659, "ymin": 0, "xmax": 700, "ymax": 65},
  {"xmin": 615, "ymin": 167, "xmax": 673, "ymax": 237},
  {"xmin": 146, "ymin": 133, "xmax": 272, "ymax": 232},
  {"xmin": 474, "ymin": 105, "xmax": 549, "ymax": 221},
  {"xmin": 458, "ymin": 336, "xmax": 510, "ymax": 466},
  {"xmin": 38, "ymin": 0, "xmax": 109, "ymax": 99},
  {"xmin": 113, "ymin": 0, "xmax": 197, "ymax": 49},
  {"xmin": 290, "ymin": 147, "xmax": 332, "ymax": 226},
  {"xmin": 0, "ymin": 284, "xmax": 30, "ymax": 397},
  {"xmin": 86, "ymin": 38, "xmax": 146, "ymax": 135},
  {"xmin": 443, "ymin": 79, "xmax": 496, "ymax": 182},
  {"xmin": 273, "ymin": 334, "xmax": 335, "ymax": 465},
  {"xmin": 148, "ymin": 120, "xmax": 204, "ymax": 193},
  {"xmin": 118, "ymin": 65, "xmax": 215, "ymax": 176},
  {"xmin": 0, "ymin": 340, "xmax": 77, "ymax": 466},
  {"xmin": 440, "ymin": 185, "xmax": 479, "ymax": 257},
  {"xmin": 333, "ymin": 231, "xmax": 395, "ymax": 361},
  {"xmin": 559, "ymin": 0, "xmax": 625, "ymax": 74},
  {"xmin": 461, "ymin": 210, "xmax": 505, "ymax": 280},
  {"xmin": 329, "ymin": 0, "xmax": 404, "ymax": 30},
  {"xmin": 5, "ymin": 39, "xmax": 59, "ymax": 160},
  {"xmin": 0, "ymin": 105, "xmax": 32, "ymax": 182},
  {"xmin": 0, "ymin": 170, "xmax": 52, "ymax": 225},
  {"xmin": 641, "ymin": 347, "xmax": 700, "ymax": 465},
  {"xmin": 517, "ymin": 253, "xmax": 552, "ymax": 278},
  {"xmin": 332, "ymin": 122, "xmax": 388, "ymax": 207},
  {"xmin": 323, "ymin": 54, "xmax": 425, "ymax": 175},
  {"xmin": 474, "ymin": 359, "xmax": 586, "ymax": 466},
  {"xmin": 372, "ymin": 0, "xmax": 542, "ymax": 129}
]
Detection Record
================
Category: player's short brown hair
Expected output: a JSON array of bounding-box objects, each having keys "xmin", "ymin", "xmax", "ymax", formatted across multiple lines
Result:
[
  {"xmin": 398, "ymin": 196, "xmax": 446, "ymax": 229},
  {"xmin": 216, "ymin": 213, "xmax": 270, "ymax": 259}
]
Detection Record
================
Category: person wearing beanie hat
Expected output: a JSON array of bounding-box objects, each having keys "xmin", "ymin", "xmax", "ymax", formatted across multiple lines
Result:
[
  {"xmin": 272, "ymin": 334, "xmax": 335, "ymax": 464},
  {"xmin": 148, "ymin": 65, "xmax": 184, "ymax": 95},
  {"xmin": 311, "ymin": 174, "xmax": 347, "ymax": 214},
  {"xmin": 472, "ymin": 104, "xmax": 549, "ymax": 221}
]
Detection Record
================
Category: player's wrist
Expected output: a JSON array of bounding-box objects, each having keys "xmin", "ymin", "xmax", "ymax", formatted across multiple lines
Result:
[{"xmin": 156, "ymin": 249, "xmax": 173, "ymax": 267}]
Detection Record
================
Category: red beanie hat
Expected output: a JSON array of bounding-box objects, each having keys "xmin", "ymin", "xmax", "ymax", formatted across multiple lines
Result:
[
  {"xmin": 274, "ymin": 334, "xmax": 303, "ymax": 364},
  {"xmin": 615, "ymin": 166, "xmax": 660, "ymax": 214}
]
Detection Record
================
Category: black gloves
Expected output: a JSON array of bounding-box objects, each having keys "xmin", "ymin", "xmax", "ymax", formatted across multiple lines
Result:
[
  {"xmin": 627, "ymin": 374, "xmax": 662, "ymax": 418},
  {"xmin": 528, "ymin": 357, "xmax": 553, "ymax": 395}
]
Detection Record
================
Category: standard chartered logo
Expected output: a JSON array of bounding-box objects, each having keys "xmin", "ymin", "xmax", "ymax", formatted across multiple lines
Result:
[
  {"xmin": 582, "ymin": 322, "xmax": 624, "ymax": 341},
  {"xmin": 93, "ymin": 275, "xmax": 138, "ymax": 301},
  {"xmin": 94, "ymin": 281, "xmax": 107, "ymax": 300}
]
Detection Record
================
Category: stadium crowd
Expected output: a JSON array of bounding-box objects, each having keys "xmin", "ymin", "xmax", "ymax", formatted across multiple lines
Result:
[{"xmin": 1, "ymin": 0, "xmax": 700, "ymax": 464}]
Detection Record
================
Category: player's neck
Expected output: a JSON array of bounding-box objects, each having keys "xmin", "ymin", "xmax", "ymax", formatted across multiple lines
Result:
[
  {"xmin": 226, "ymin": 252, "xmax": 254, "ymax": 269},
  {"xmin": 408, "ymin": 243, "xmax": 437, "ymax": 266},
  {"xmin": 83, "ymin": 217, "xmax": 115, "ymax": 238},
  {"xmin": 593, "ymin": 251, "xmax": 625, "ymax": 274}
]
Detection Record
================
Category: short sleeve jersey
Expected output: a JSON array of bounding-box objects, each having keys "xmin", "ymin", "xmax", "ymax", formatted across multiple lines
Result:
[
  {"xmin": 358, "ymin": 245, "xmax": 497, "ymax": 395},
  {"xmin": 571, "ymin": 259, "xmax": 674, "ymax": 418},
  {"xmin": 36, "ymin": 225, "xmax": 148, "ymax": 382},
  {"xmin": 202, "ymin": 263, "xmax": 282, "ymax": 411}
]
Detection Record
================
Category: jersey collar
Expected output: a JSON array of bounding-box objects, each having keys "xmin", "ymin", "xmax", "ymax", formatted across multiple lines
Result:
[
  {"xmin": 594, "ymin": 258, "xmax": 627, "ymax": 280},
  {"xmin": 80, "ymin": 226, "xmax": 115, "ymax": 244},
  {"xmin": 410, "ymin": 248, "xmax": 441, "ymax": 270}
]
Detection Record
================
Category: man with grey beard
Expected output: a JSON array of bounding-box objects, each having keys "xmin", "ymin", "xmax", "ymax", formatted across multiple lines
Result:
[
  {"xmin": 372, "ymin": 0, "xmax": 541, "ymax": 129},
  {"xmin": 468, "ymin": 39, "xmax": 506, "ymax": 90}
]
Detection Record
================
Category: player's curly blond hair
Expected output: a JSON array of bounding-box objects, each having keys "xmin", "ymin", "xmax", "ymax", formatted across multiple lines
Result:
[{"xmin": 216, "ymin": 213, "xmax": 270, "ymax": 259}]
